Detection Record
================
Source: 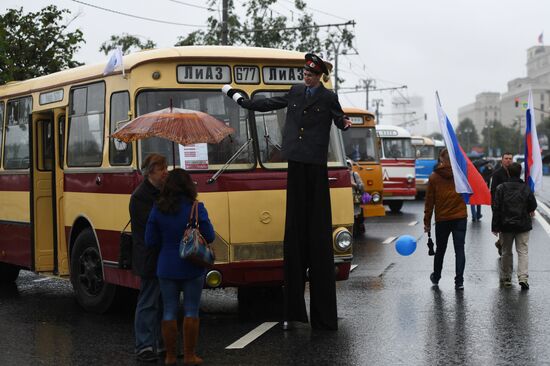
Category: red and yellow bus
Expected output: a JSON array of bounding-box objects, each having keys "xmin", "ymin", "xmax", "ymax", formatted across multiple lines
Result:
[
  {"xmin": 341, "ymin": 107, "xmax": 384, "ymax": 218},
  {"xmin": 0, "ymin": 46, "xmax": 354, "ymax": 312}
]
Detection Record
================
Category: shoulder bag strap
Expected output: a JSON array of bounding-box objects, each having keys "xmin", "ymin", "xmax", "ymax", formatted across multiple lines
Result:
[
  {"xmin": 122, "ymin": 219, "xmax": 131, "ymax": 234},
  {"xmin": 187, "ymin": 200, "xmax": 198, "ymax": 227},
  {"xmin": 194, "ymin": 200, "xmax": 200, "ymax": 228}
]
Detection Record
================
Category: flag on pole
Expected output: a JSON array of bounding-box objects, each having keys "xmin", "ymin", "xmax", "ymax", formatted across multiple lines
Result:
[
  {"xmin": 103, "ymin": 47, "xmax": 124, "ymax": 76},
  {"xmin": 538, "ymin": 32, "xmax": 544, "ymax": 44},
  {"xmin": 525, "ymin": 89, "xmax": 543, "ymax": 192},
  {"xmin": 436, "ymin": 92, "xmax": 491, "ymax": 205}
]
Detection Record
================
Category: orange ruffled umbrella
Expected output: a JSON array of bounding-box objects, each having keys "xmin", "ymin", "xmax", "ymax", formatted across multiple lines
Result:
[{"xmin": 111, "ymin": 107, "xmax": 234, "ymax": 146}]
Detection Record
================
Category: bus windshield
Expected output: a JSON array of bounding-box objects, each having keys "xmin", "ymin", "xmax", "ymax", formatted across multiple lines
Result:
[
  {"xmin": 136, "ymin": 90, "xmax": 254, "ymax": 170},
  {"xmin": 416, "ymin": 145, "xmax": 435, "ymax": 159},
  {"xmin": 252, "ymin": 90, "xmax": 346, "ymax": 168},
  {"xmin": 382, "ymin": 138, "xmax": 414, "ymax": 159},
  {"xmin": 342, "ymin": 127, "xmax": 379, "ymax": 162}
]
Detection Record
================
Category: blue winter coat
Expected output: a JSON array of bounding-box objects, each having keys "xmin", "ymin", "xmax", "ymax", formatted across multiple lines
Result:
[{"xmin": 145, "ymin": 200, "xmax": 215, "ymax": 279}]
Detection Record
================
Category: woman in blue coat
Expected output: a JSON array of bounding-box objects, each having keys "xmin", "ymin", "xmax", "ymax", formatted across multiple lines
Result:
[{"xmin": 145, "ymin": 168, "xmax": 215, "ymax": 366}]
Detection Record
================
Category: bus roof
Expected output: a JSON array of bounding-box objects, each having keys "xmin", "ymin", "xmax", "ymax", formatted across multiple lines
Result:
[
  {"xmin": 342, "ymin": 107, "xmax": 375, "ymax": 117},
  {"xmin": 411, "ymin": 136, "xmax": 435, "ymax": 146},
  {"xmin": 375, "ymin": 124, "xmax": 412, "ymax": 137},
  {"xmin": 0, "ymin": 46, "xmax": 331, "ymax": 99}
]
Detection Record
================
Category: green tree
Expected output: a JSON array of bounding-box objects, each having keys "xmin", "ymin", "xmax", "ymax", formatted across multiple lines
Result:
[
  {"xmin": 482, "ymin": 120, "xmax": 519, "ymax": 156},
  {"xmin": 456, "ymin": 118, "xmax": 479, "ymax": 153},
  {"xmin": 99, "ymin": 33, "xmax": 157, "ymax": 55},
  {"xmin": 0, "ymin": 6, "xmax": 84, "ymax": 84}
]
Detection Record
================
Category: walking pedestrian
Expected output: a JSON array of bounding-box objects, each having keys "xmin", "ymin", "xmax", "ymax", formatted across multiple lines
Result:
[
  {"xmin": 490, "ymin": 152, "xmax": 514, "ymax": 255},
  {"xmin": 130, "ymin": 154, "xmax": 168, "ymax": 362},
  {"xmin": 491, "ymin": 162, "xmax": 537, "ymax": 289},
  {"xmin": 470, "ymin": 159, "xmax": 493, "ymax": 222},
  {"xmin": 348, "ymin": 159, "xmax": 365, "ymax": 237},
  {"xmin": 424, "ymin": 149, "xmax": 468, "ymax": 290},
  {"xmin": 222, "ymin": 53, "xmax": 352, "ymax": 330},
  {"xmin": 145, "ymin": 168, "xmax": 215, "ymax": 366}
]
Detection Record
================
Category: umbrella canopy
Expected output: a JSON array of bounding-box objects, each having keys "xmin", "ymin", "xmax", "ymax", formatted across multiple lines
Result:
[{"xmin": 111, "ymin": 107, "xmax": 234, "ymax": 146}]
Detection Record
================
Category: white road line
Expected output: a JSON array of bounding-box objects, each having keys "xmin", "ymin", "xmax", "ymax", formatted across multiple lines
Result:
[
  {"xmin": 408, "ymin": 221, "xmax": 418, "ymax": 226},
  {"xmin": 537, "ymin": 200, "xmax": 550, "ymax": 217},
  {"xmin": 33, "ymin": 277, "xmax": 51, "ymax": 283},
  {"xmin": 382, "ymin": 236, "xmax": 396, "ymax": 244},
  {"xmin": 535, "ymin": 214, "xmax": 550, "ymax": 236},
  {"xmin": 226, "ymin": 322, "xmax": 278, "ymax": 349},
  {"xmin": 350, "ymin": 264, "xmax": 358, "ymax": 272}
]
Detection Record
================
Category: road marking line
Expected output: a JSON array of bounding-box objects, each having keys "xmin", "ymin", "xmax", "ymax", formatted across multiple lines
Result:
[
  {"xmin": 408, "ymin": 221, "xmax": 418, "ymax": 226},
  {"xmin": 382, "ymin": 236, "xmax": 396, "ymax": 244},
  {"xmin": 33, "ymin": 277, "xmax": 51, "ymax": 283},
  {"xmin": 535, "ymin": 214, "xmax": 550, "ymax": 237},
  {"xmin": 537, "ymin": 200, "xmax": 550, "ymax": 217},
  {"xmin": 226, "ymin": 322, "xmax": 278, "ymax": 349},
  {"xmin": 350, "ymin": 264, "xmax": 358, "ymax": 272}
]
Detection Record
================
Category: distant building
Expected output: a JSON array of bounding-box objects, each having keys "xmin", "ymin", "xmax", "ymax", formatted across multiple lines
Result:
[{"xmin": 458, "ymin": 45, "xmax": 550, "ymax": 139}]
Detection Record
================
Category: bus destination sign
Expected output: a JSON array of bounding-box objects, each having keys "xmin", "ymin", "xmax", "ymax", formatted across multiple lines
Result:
[
  {"xmin": 234, "ymin": 66, "xmax": 260, "ymax": 84},
  {"xmin": 349, "ymin": 116, "xmax": 364, "ymax": 125},
  {"xmin": 263, "ymin": 67, "xmax": 303, "ymax": 84},
  {"xmin": 177, "ymin": 65, "xmax": 231, "ymax": 84},
  {"xmin": 377, "ymin": 129, "xmax": 399, "ymax": 137}
]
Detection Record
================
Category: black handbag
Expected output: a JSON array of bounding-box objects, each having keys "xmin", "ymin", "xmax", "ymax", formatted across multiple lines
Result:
[
  {"xmin": 118, "ymin": 220, "xmax": 133, "ymax": 269},
  {"xmin": 179, "ymin": 201, "xmax": 215, "ymax": 268}
]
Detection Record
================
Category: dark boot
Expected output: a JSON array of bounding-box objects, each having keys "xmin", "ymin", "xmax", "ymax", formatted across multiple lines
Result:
[
  {"xmin": 161, "ymin": 320, "xmax": 178, "ymax": 366},
  {"xmin": 183, "ymin": 317, "xmax": 203, "ymax": 365}
]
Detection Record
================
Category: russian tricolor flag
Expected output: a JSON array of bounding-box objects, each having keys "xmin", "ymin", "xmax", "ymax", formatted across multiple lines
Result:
[
  {"xmin": 525, "ymin": 89, "xmax": 543, "ymax": 192},
  {"xmin": 436, "ymin": 93, "xmax": 491, "ymax": 205}
]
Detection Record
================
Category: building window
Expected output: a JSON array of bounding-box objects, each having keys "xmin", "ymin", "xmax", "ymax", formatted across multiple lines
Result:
[
  {"xmin": 4, "ymin": 97, "xmax": 32, "ymax": 169},
  {"xmin": 67, "ymin": 82, "xmax": 105, "ymax": 167}
]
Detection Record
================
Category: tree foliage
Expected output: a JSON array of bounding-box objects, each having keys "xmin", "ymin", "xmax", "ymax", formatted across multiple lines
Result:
[
  {"xmin": 456, "ymin": 118, "xmax": 480, "ymax": 152},
  {"xmin": 99, "ymin": 33, "xmax": 157, "ymax": 55},
  {"xmin": 481, "ymin": 120, "xmax": 521, "ymax": 156},
  {"xmin": 0, "ymin": 5, "xmax": 84, "ymax": 84}
]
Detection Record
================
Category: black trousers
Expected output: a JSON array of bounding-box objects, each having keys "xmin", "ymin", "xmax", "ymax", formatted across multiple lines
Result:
[{"xmin": 283, "ymin": 160, "xmax": 338, "ymax": 330}]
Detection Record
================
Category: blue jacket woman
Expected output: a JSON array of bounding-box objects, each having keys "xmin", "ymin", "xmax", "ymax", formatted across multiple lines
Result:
[{"xmin": 145, "ymin": 168, "xmax": 215, "ymax": 366}]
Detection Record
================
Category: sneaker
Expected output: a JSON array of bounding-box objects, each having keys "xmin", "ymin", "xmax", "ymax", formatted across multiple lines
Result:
[
  {"xmin": 136, "ymin": 349, "xmax": 158, "ymax": 363},
  {"xmin": 455, "ymin": 283, "xmax": 464, "ymax": 290},
  {"xmin": 519, "ymin": 281, "xmax": 530, "ymax": 290},
  {"xmin": 430, "ymin": 272, "xmax": 439, "ymax": 285},
  {"xmin": 495, "ymin": 240, "xmax": 502, "ymax": 256}
]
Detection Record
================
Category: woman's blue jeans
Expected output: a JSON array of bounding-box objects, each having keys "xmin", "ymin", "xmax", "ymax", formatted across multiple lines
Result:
[
  {"xmin": 158, "ymin": 275, "xmax": 204, "ymax": 320},
  {"xmin": 433, "ymin": 218, "xmax": 467, "ymax": 285}
]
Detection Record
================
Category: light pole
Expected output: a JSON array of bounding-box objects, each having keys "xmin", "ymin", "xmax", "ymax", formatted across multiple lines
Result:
[
  {"xmin": 464, "ymin": 127, "xmax": 472, "ymax": 153},
  {"xmin": 372, "ymin": 98, "xmax": 384, "ymax": 124}
]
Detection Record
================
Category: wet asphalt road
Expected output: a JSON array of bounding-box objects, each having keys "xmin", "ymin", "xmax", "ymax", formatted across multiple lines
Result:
[{"xmin": 2, "ymin": 177, "xmax": 550, "ymax": 366}]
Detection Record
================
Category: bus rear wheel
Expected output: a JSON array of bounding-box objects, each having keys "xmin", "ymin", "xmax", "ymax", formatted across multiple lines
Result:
[
  {"xmin": 388, "ymin": 200, "xmax": 404, "ymax": 213},
  {"xmin": 70, "ymin": 228, "xmax": 116, "ymax": 314},
  {"xmin": 0, "ymin": 262, "xmax": 20, "ymax": 283}
]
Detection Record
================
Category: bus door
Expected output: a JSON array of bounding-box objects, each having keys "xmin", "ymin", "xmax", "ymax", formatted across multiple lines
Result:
[{"xmin": 31, "ymin": 109, "xmax": 67, "ymax": 274}]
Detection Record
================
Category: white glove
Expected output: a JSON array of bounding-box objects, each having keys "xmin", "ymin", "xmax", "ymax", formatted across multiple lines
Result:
[{"xmin": 222, "ymin": 84, "xmax": 244, "ymax": 105}]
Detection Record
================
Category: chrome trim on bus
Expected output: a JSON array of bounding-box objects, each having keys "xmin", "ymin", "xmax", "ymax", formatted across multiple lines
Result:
[
  {"xmin": 334, "ymin": 255, "xmax": 353, "ymax": 263},
  {"xmin": 0, "ymin": 170, "xmax": 30, "ymax": 175},
  {"xmin": 63, "ymin": 167, "xmax": 137, "ymax": 174},
  {"xmin": 103, "ymin": 260, "xmax": 119, "ymax": 268}
]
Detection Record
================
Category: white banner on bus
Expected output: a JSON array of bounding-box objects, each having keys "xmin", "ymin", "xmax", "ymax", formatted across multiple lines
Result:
[
  {"xmin": 177, "ymin": 65, "xmax": 231, "ymax": 84},
  {"xmin": 262, "ymin": 67, "xmax": 303, "ymax": 84},
  {"xmin": 179, "ymin": 143, "xmax": 209, "ymax": 170}
]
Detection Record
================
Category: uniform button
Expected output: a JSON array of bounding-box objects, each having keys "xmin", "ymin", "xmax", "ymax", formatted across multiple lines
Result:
[
  {"xmin": 300, "ymin": 128, "xmax": 304, "ymax": 132},
  {"xmin": 303, "ymin": 110, "xmax": 307, "ymax": 114},
  {"xmin": 299, "ymin": 136, "xmax": 303, "ymax": 140}
]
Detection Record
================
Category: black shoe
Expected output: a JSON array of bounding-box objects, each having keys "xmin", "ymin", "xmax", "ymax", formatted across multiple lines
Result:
[
  {"xmin": 455, "ymin": 283, "xmax": 464, "ymax": 290},
  {"xmin": 519, "ymin": 281, "xmax": 530, "ymax": 290},
  {"xmin": 136, "ymin": 349, "xmax": 158, "ymax": 363},
  {"xmin": 495, "ymin": 241, "xmax": 502, "ymax": 256},
  {"xmin": 430, "ymin": 272, "xmax": 439, "ymax": 285}
]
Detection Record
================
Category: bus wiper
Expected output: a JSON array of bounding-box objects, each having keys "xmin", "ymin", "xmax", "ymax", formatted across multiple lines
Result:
[
  {"xmin": 263, "ymin": 119, "xmax": 281, "ymax": 151},
  {"xmin": 207, "ymin": 138, "xmax": 253, "ymax": 184}
]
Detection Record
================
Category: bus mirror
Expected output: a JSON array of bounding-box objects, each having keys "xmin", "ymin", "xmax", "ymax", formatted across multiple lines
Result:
[{"xmin": 127, "ymin": 111, "xmax": 133, "ymax": 119}]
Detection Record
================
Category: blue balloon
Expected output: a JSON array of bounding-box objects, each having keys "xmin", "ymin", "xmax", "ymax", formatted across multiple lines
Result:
[{"xmin": 395, "ymin": 235, "xmax": 417, "ymax": 256}]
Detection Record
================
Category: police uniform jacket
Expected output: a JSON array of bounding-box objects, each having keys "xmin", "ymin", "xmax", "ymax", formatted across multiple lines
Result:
[{"xmin": 240, "ymin": 83, "xmax": 347, "ymax": 165}]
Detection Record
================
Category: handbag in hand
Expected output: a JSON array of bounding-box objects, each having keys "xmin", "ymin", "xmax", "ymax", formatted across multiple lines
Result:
[
  {"xmin": 179, "ymin": 200, "xmax": 215, "ymax": 268},
  {"xmin": 118, "ymin": 220, "xmax": 133, "ymax": 269}
]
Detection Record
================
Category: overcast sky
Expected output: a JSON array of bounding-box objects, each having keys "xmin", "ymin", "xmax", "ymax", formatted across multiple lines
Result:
[{"xmin": 3, "ymin": 0, "xmax": 547, "ymax": 132}]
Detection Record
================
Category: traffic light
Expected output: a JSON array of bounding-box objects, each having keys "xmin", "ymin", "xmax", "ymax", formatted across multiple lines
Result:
[{"xmin": 515, "ymin": 97, "xmax": 519, "ymax": 108}]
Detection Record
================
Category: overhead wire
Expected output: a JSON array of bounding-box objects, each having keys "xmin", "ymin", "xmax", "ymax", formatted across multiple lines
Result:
[
  {"xmin": 167, "ymin": 0, "xmax": 215, "ymax": 11},
  {"xmin": 279, "ymin": 0, "xmax": 349, "ymax": 21}
]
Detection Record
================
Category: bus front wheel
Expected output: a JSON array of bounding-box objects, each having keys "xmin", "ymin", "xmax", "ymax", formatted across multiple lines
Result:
[
  {"xmin": 0, "ymin": 262, "xmax": 20, "ymax": 283},
  {"xmin": 388, "ymin": 201, "xmax": 404, "ymax": 213},
  {"xmin": 70, "ymin": 228, "xmax": 116, "ymax": 313}
]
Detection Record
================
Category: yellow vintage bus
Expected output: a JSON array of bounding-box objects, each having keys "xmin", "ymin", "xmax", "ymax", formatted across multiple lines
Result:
[
  {"xmin": 341, "ymin": 107, "xmax": 385, "ymax": 218},
  {"xmin": 0, "ymin": 46, "xmax": 354, "ymax": 312}
]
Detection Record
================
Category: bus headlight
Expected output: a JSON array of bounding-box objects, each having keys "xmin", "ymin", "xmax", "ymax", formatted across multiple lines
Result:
[
  {"xmin": 371, "ymin": 192, "xmax": 381, "ymax": 203},
  {"xmin": 206, "ymin": 270, "xmax": 222, "ymax": 288},
  {"xmin": 407, "ymin": 174, "xmax": 414, "ymax": 183},
  {"xmin": 333, "ymin": 228, "xmax": 352, "ymax": 253}
]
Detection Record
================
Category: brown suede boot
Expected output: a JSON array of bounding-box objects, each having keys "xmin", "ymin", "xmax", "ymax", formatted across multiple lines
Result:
[
  {"xmin": 183, "ymin": 317, "xmax": 203, "ymax": 365},
  {"xmin": 161, "ymin": 320, "xmax": 178, "ymax": 366}
]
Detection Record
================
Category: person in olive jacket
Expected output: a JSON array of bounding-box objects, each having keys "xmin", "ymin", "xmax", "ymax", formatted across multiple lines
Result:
[
  {"xmin": 130, "ymin": 154, "xmax": 168, "ymax": 362},
  {"xmin": 491, "ymin": 162, "xmax": 537, "ymax": 289},
  {"xmin": 222, "ymin": 53, "xmax": 352, "ymax": 330},
  {"xmin": 424, "ymin": 149, "xmax": 468, "ymax": 290}
]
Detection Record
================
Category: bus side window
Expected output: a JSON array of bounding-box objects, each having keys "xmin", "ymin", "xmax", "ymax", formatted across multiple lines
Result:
[
  {"xmin": 109, "ymin": 91, "xmax": 132, "ymax": 166},
  {"xmin": 4, "ymin": 97, "xmax": 32, "ymax": 170},
  {"xmin": 67, "ymin": 82, "xmax": 105, "ymax": 167},
  {"xmin": 0, "ymin": 102, "xmax": 4, "ymax": 168}
]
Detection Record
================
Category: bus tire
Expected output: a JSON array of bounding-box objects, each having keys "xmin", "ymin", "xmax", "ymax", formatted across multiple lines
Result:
[
  {"xmin": 70, "ymin": 228, "xmax": 116, "ymax": 314},
  {"xmin": 0, "ymin": 262, "xmax": 20, "ymax": 283},
  {"xmin": 388, "ymin": 200, "xmax": 403, "ymax": 213}
]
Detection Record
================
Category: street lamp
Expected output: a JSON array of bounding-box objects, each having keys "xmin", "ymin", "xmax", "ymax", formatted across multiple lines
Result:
[
  {"xmin": 464, "ymin": 127, "xmax": 472, "ymax": 153},
  {"xmin": 486, "ymin": 121, "xmax": 494, "ymax": 157},
  {"xmin": 372, "ymin": 98, "xmax": 384, "ymax": 124}
]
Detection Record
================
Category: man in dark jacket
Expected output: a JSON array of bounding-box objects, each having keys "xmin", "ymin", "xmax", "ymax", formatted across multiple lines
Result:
[
  {"xmin": 223, "ymin": 53, "xmax": 351, "ymax": 330},
  {"xmin": 490, "ymin": 152, "xmax": 513, "ymax": 255},
  {"xmin": 130, "ymin": 154, "xmax": 168, "ymax": 362},
  {"xmin": 492, "ymin": 162, "xmax": 537, "ymax": 289}
]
